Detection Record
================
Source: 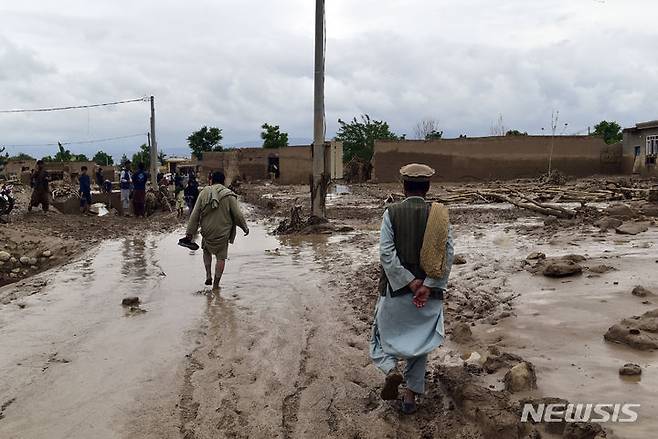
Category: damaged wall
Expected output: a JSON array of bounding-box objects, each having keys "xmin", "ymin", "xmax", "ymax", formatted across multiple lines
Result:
[
  {"xmin": 198, "ymin": 143, "xmax": 343, "ymax": 185},
  {"xmin": 372, "ymin": 136, "xmax": 617, "ymax": 182}
]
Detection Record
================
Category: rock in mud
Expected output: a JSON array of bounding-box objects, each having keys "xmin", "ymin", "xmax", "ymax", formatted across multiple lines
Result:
[
  {"xmin": 41, "ymin": 250, "xmax": 52, "ymax": 258},
  {"xmin": 453, "ymin": 254, "xmax": 467, "ymax": 265},
  {"xmin": 121, "ymin": 297, "xmax": 140, "ymax": 306},
  {"xmin": 632, "ymin": 286, "xmax": 654, "ymax": 298},
  {"xmin": 504, "ymin": 362, "xmax": 537, "ymax": 393},
  {"xmin": 595, "ymin": 217, "xmax": 623, "ymax": 231},
  {"xmin": 615, "ymin": 222, "xmax": 649, "ymax": 235},
  {"xmin": 604, "ymin": 309, "xmax": 658, "ymax": 350},
  {"xmin": 588, "ymin": 265, "xmax": 615, "ymax": 274},
  {"xmin": 526, "ymin": 252, "xmax": 546, "ymax": 260},
  {"xmin": 604, "ymin": 203, "xmax": 637, "ymax": 219},
  {"xmin": 0, "ymin": 251, "xmax": 10, "ymax": 262},
  {"xmin": 619, "ymin": 363, "xmax": 642, "ymax": 376},
  {"xmin": 543, "ymin": 261, "xmax": 582, "ymax": 278},
  {"xmin": 562, "ymin": 422, "xmax": 606, "ymax": 439},
  {"xmin": 483, "ymin": 351, "xmax": 524, "ymax": 374},
  {"xmin": 437, "ymin": 366, "xmax": 526, "ymax": 439},
  {"xmin": 562, "ymin": 254, "xmax": 587, "ymax": 263},
  {"xmin": 19, "ymin": 256, "xmax": 30, "ymax": 265},
  {"xmin": 451, "ymin": 322, "xmax": 474, "ymax": 343}
]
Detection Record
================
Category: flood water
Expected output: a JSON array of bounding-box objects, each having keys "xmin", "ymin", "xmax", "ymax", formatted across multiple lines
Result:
[
  {"xmin": 0, "ymin": 222, "xmax": 309, "ymax": 438},
  {"xmin": 456, "ymin": 219, "xmax": 658, "ymax": 439}
]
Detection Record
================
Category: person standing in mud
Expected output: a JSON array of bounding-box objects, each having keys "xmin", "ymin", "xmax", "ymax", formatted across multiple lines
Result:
[
  {"xmin": 28, "ymin": 160, "xmax": 50, "ymax": 212},
  {"xmin": 370, "ymin": 163, "xmax": 454, "ymax": 415},
  {"xmin": 184, "ymin": 170, "xmax": 249, "ymax": 290},
  {"xmin": 119, "ymin": 161, "xmax": 132, "ymax": 216},
  {"xmin": 78, "ymin": 166, "xmax": 92, "ymax": 215},
  {"xmin": 132, "ymin": 162, "xmax": 149, "ymax": 217}
]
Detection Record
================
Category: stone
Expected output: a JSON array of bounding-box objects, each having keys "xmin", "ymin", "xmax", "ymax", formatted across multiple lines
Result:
[
  {"xmin": 504, "ymin": 361, "xmax": 537, "ymax": 393},
  {"xmin": 41, "ymin": 250, "xmax": 52, "ymax": 258},
  {"xmin": 451, "ymin": 322, "xmax": 474, "ymax": 343},
  {"xmin": 588, "ymin": 265, "xmax": 614, "ymax": 274},
  {"xmin": 605, "ymin": 203, "xmax": 637, "ymax": 219},
  {"xmin": 562, "ymin": 254, "xmax": 586, "ymax": 263},
  {"xmin": 632, "ymin": 286, "xmax": 654, "ymax": 298},
  {"xmin": 483, "ymin": 352, "xmax": 524, "ymax": 374},
  {"xmin": 616, "ymin": 222, "xmax": 650, "ymax": 235},
  {"xmin": 453, "ymin": 254, "xmax": 467, "ymax": 265},
  {"xmin": 121, "ymin": 297, "xmax": 140, "ymax": 306},
  {"xmin": 526, "ymin": 252, "xmax": 546, "ymax": 260},
  {"xmin": 19, "ymin": 256, "xmax": 30, "ymax": 265},
  {"xmin": 0, "ymin": 251, "xmax": 10, "ymax": 262},
  {"xmin": 604, "ymin": 308, "xmax": 658, "ymax": 350},
  {"xmin": 595, "ymin": 216, "xmax": 623, "ymax": 231},
  {"xmin": 465, "ymin": 351, "xmax": 483, "ymax": 367},
  {"xmin": 619, "ymin": 363, "xmax": 642, "ymax": 376},
  {"xmin": 10, "ymin": 257, "xmax": 17, "ymax": 264},
  {"xmin": 29, "ymin": 257, "xmax": 37, "ymax": 266},
  {"xmin": 543, "ymin": 261, "xmax": 582, "ymax": 278}
]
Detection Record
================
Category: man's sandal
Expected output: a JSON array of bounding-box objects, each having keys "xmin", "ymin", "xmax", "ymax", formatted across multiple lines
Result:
[{"xmin": 381, "ymin": 370, "xmax": 403, "ymax": 400}]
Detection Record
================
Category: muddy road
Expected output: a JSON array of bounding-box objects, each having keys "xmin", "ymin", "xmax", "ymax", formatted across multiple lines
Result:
[{"xmin": 0, "ymin": 221, "xmax": 471, "ymax": 439}]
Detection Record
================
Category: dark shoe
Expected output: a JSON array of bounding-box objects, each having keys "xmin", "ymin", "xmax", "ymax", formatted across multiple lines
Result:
[
  {"xmin": 401, "ymin": 401, "xmax": 417, "ymax": 415},
  {"xmin": 381, "ymin": 370, "xmax": 403, "ymax": 401},
  {"xmin": 205, "ymin": 278, "xmax": 212, "ymax": 286},
  {"xmin": 178, "ymin": 237, "xmax": 199, "ymax": 251}
]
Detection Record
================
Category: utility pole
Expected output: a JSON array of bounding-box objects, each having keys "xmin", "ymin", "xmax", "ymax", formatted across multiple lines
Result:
[
  {"xmin": 311, "ymin": 0, "xmax": 327, "ymax": 219},
  {"xmin": 149, "ymin": 96, "xmax": 158, "ymax": 186}
]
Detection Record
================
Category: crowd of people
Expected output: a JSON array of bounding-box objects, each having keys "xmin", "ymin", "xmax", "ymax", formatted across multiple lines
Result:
[{"xmin": 26, "ymin": 160, "xmax": 202, "ymax": 218}]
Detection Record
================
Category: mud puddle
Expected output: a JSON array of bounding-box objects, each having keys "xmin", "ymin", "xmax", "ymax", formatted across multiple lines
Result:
[{"xmin": 459, "ymin": 220, "xmax": 658, "ymax": 438}]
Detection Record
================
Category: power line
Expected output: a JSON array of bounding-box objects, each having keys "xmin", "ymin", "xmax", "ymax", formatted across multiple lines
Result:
[
  {"xmin": 0, "ymin": 97, "xmax": 149, "ymax": 114},
  {"xmin": 2, "ymin": 133, "xmax": 148, "ymax": 148}
]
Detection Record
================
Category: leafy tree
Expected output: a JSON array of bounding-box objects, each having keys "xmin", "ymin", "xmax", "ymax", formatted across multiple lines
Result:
[
  {"xmin": 131, "ymin": 144, "xmax": 150, "ymax": 170},
  {"xmin": 8, "ymin": 152, "xmax": 35, "ymax": 161},
  {"xmin": 425, "ymin": 130, "xmax": 443, "ymax": 140},
  {"xmin": 93, "ymin": 150, "xmax": 114, "ymax": 166},
  {"xmin": 73, "ymin": 154, "xmax": 89, "ymax": 161},
  {"xmin": 261, "ymin": 123, "xmax": 289, "ymax": 149},
  {"xmin": 506, "ymin": 130, "xmax": 528, "ymax": 136},
  {"xmin": 335, "ymin": 115, "xmax": 400, "ymax": 162},
  {"xmin": 591, "ymin": 121, "xmax": 623, "ymax": 144},
  {"xmin": 187, "ymin": 126, "xmax": 223, "ymax": 159}
]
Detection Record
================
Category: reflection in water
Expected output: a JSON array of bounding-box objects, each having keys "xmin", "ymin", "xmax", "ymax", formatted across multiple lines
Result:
[{"xmin": 121, "ymin": 237, "xmax": 148, "ymax": 282}]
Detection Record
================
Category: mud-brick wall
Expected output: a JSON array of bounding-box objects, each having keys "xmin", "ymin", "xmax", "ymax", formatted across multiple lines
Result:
[
  {"xmin": 278, "ymin": 147, "xmax": 312, "ymax": 184},
  {"xmin": 372, "ymin": 136, "xmax": 614, "ymax": 182}
]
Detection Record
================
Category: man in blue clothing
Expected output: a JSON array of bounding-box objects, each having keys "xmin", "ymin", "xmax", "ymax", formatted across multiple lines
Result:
[
  {"xmin": 132, "ymin": 162, "xmax": 149, "ymax": 217},
  {"xmin": 79, "ymin": 166, "xmax": 92, "ymax": 215},
  {"xmin": 370, "ymin": 163, "xmax": 454, "ymax": 415}
]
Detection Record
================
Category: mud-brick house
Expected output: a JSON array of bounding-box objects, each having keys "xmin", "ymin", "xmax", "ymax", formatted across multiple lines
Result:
[
  {"xmin": 42, "ymin": 161, "xmax": 114, "ymax": 183},
  {"xmin": 1, "ymin": 158, "xmax": 37, "ymax": 181},
  {"xmin": 622, "ymin": 120, "xmax": 658, "ymax": 176},
  {"xmin": 197, "ymin": 142, "xmax": 343, "ymax": 185}
]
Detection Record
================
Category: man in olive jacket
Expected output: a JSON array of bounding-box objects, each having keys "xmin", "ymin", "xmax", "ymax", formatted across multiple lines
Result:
[{"xmin": 186, "ymin": 171, "xmax": 249, "ymax": 289}]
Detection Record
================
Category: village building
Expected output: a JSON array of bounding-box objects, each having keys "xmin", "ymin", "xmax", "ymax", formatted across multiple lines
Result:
[
  {"xmin": 196, "ymin": 142, "xmax": 343, "ymax": 185},
  {"xmin": 371, "ymin": 135, "xmax": 621, "ymax": 182},
  {"xmin": 622, "ymin": 120, "xmax": 658, "ymax": 176}
]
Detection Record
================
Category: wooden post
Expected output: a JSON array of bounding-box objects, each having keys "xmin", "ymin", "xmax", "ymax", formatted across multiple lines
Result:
[
  {"xmin": 149, "ymin": 96, "xmax": 158, "ymax": 186},
  {"xmin": 311, "ymin": 0, "xmax": 327, "ymax": 219}
]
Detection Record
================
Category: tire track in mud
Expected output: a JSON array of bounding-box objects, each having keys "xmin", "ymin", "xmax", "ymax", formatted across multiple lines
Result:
[
  {"xmin": 179, "ymin": 356, "xmax": 204, "ymax": 439},
  {"xmin": 281, "ymin": 323, "xmax": 317, "ymax": 439}
]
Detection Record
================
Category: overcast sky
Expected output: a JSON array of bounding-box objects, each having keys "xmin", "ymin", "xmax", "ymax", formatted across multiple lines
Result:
[{"xmin": 1, "ymin": 0, "xmax": 657, "ymax": 159}]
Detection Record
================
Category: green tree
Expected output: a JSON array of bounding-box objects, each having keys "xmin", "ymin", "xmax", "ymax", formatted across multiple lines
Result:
[
  {"xmin": 131, "ymin": 144, "xmax": 150, "ymax": 170},
  {"xmin": 93, "ymin": 150, "xmax": 114, "ymax": 166},
  {"xmin": 506, "ymin": 130, "xmax": 528, "ymax": 136},
  {"xmin": 73, "ymin": 153, "xmax": 89, "ymax": 161},
  {"xmin": 425, "ymin": 130, "xmax": 443, "ymax": 140},
  {"xmin": 591, "ymin": 121, "xmax": 623, "ymax": 144},
  {"xmin": 8, "ymin": 152, "xmax": 35, "ymax": 161},
  {"xmin": 261, "ymin": 123, "xmax": 289, "ymax": 149},
  {"xmin": 335, "ymin": 115, "xmax": 400, "ymax": 162},
  {"xmin": 187, "ymin": 126, "xmax": 223, "ymax": 160}
]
